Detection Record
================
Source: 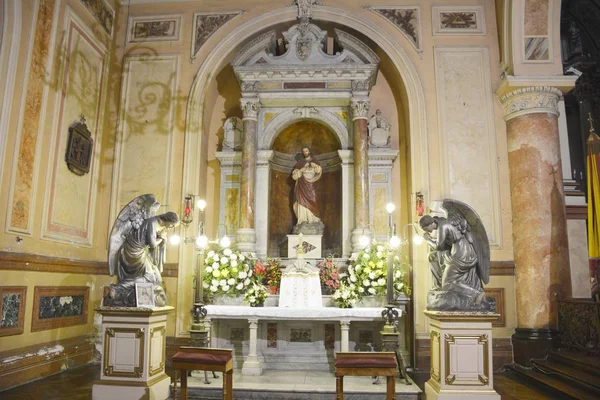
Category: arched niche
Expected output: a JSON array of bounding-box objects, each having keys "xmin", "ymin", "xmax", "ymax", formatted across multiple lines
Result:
[
  {"xmin": 268, "ymin": 121, "xmax": 342, "ymax": 257},
  {"xmin": 178, "ymin": 4, "xmax": 430, "ymax": 338}
]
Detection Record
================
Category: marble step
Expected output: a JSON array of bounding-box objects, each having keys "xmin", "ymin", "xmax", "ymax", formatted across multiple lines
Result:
[
  {"xmin": 177, "ymin": 369, "xmax": 421, "ymax": 400},
  {"xmin": 547, "ymin": 350, "xmax": 600, "ymax": 378},
  {"xmin": 507, "ymin": 363, "xmax": 596, "ymax": 400}
]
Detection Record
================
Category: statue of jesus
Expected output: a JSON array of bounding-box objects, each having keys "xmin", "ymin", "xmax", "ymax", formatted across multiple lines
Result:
[{"xmin": 292, "ymin": 146, "xmax": 324, "ymax": 233}]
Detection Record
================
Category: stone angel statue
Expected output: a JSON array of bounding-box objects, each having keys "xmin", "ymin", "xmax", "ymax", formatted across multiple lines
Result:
[
  {"xmin": 418, "ymin": 199, "xmax": 495, "ymax": 312},
  {"xmin": 103, "ymin": 194, "xmax": 179, "ymax": 307}
]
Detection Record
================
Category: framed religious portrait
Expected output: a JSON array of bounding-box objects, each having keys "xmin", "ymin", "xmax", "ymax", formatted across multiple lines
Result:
[
  {"xmin": 65, "ymin": 116, "xmax": 93, "ymax": 176},
  {"xmin": 135, "ymin": 283, "xmax": 155, "ymax": 307}
]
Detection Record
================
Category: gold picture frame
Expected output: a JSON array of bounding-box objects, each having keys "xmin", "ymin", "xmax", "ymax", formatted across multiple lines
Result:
[{"xmin": 31, "ymin": 286, "xmax": 89, "ymax": 332}]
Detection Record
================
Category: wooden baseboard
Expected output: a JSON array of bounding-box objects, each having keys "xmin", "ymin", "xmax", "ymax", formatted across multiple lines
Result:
[{"xmin": 0, "ymin": 335, "xmax": 96, "ymax": 391}]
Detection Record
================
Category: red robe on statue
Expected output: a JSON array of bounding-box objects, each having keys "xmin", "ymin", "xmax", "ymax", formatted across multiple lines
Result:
[{"xmin": 293, "ymin": 156, "xmax": 322, "ymax": 222}]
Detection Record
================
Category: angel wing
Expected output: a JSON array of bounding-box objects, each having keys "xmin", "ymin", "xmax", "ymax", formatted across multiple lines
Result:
[
  {"xmin": 108, "ymin": 194, "xmax": 160, "ymax": 277},
  {"xmin": 442, "ymin": 199, "xmax": 491, "ymax": 284}
]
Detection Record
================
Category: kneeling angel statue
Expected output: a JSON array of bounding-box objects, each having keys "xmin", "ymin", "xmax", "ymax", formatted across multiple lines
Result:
[
  {"xmin": 417, "ymin": 199, "xmax": 495, "ymax": 312},
  {"xmin": 104, "ymin": 194, "xmax": 179, "ymax": 307}
]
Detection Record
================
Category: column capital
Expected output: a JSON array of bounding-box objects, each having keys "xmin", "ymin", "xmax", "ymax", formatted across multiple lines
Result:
[
  {"xmin": 499, "ymin": 86, "xmax": 562, "ymax": 121},
  {"xmin": 256, "ymin": 150, "xmax": 274, "ymax": 166},
  {"xmin": 350, "ymin": 97, "xmax": 371, "ymax": 120},
  {"xmin": 241, "ymin": 97, "xmax": 261, "ymax": 121},
  {"xmin": 248, "ymin": 318, "xmax": 259, "ymax": 327},
  {"xmin": 339, "ymin": 319, "xmax": 351, "ymax": 329}
]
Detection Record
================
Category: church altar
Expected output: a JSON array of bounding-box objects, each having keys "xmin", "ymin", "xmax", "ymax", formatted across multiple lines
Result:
[{"xmin": 203, "ymin": 305, "xmax": 404, "ymax": 375}]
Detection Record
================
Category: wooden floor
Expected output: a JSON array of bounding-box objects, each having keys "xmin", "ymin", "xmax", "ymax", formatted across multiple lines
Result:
[{"xmin": 0, "ymin": 363, "xmax": 557, "ymax": 399}]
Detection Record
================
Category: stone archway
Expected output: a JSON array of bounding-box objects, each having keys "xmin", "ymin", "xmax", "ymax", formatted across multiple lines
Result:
[{"xmin": 176, "ymin": 4, "xmax": 430, "ymax": 337}]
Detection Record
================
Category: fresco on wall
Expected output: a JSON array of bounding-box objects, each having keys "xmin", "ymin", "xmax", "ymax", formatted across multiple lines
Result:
[
  {"xmin": 79, "ymin": 0, "xmax": 114, "ymax": 35},
  {"xmin": 128, "ymin": 15, "xmax": 181, "ymax": 43},
  {"xmin": 192, "ymin": 12, "xmax": 241, "ymax": 58},
  {"xmin": 8, "ymin": 0, "xmax": 56, "ymax": 233},
  {"xmin": 368, "ymin": 6, "xmax": 421, "ymax": 50}
]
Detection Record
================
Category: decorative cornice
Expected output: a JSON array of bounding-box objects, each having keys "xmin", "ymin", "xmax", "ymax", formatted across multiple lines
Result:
[
  {"xmin": 215, "ymin": 151, "xmax": 242, "ymax": 167},
  {"xmin": 499, "ymin": 86, "xmax": 562, "ymax": 121},
  {"xmin": 241, "ymin": 97, "xmax": 261, "ymax": 120},
  {"xmin": 350, "ymin": 98, "xmax": 371, "ymax": 120},
  {"xmin": 367, "ymin": 149, "xmax": 399, "ymax": 167}
]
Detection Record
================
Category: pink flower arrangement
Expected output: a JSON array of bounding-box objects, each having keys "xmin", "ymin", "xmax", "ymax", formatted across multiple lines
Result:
[{"xmin": 318, "ymin": 256, "xmax": 340, "ymax": 294}]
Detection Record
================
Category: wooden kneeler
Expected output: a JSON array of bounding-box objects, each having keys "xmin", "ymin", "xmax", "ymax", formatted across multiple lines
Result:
[
  {"xmin": 334, "ymin": 352, "xmax": 398, "ymax": 400},
  {"xmin": 172, "ymin": 347, "xmax": 234, "ymax": 400}
]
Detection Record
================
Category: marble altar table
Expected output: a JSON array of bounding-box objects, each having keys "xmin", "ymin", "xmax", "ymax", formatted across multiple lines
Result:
[{"xmin": 203, "ymin": 305, "xmax": 403, "ymax": 375}]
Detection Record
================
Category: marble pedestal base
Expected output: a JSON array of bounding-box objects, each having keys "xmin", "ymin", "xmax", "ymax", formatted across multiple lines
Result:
[
  {"xmin": 424, "ymin": 310, "xmax": 500, "ymax": 400},
  {"xmin": 92, "ymin": 306, "xmax": 174, "ymax": 400}
]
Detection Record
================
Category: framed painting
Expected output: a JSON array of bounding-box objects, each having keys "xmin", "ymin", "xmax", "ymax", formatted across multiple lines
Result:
[
  {"xmin": 486, "ymin": 288, "xmax": 506, "ymax": 327},
  {"xmin": 0, "ymin": 286, "xmax": 27, "ymax": 336},
  {"xmin": 135, "ymin": 283, "xmax": 155, "ymax": 307},
  {"xmin": 31, "ymin": 286, "xmax": 89, "ymax": 332}
]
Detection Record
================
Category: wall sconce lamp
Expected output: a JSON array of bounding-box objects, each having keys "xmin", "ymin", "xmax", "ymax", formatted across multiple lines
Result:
[
  {"xmin": 415, "ymin": 192, "xmax": 424, "ymax": 217},
  {"xmin": 170, "ymin": 194, "xmax": 207, "ymax": 248}
]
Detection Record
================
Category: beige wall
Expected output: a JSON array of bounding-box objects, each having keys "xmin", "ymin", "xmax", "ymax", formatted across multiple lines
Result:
[
  {"xmin": 0, "ymin": 0, "xmax": 118, "ymax": 353},
  {"xmin": 1, "ymin": 0, "xmax": 528, "ymax": 358}
]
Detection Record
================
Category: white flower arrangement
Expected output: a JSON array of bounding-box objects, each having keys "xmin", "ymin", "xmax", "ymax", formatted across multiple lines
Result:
[
  {"xmin": 243, "ymin": 283, "xmax": 268, "ymax": 307},
  {"xmin": 332, "ymin": 240, "xmax": 411, "ymax": 307},
  {"xmin": 203, "ymin": 248, "xmax": 254, "ymax": 297},
  {"xmin": 332, "ymin": 282, "xmax": 359, "ymax": 308}
]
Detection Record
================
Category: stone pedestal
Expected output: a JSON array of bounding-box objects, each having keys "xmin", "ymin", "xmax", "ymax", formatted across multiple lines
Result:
[
  {"xmin": 424, "ymin": 311, "xmax": 500, "ymax": 400},
  {"xmin": 92, "ymin": 306, "xmax": 174, "ymax": 400},
  {"xmin": 287, "ymin": 234, "xmax": 322, "ymax": 258}
]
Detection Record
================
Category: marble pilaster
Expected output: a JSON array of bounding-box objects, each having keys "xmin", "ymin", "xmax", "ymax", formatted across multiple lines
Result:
[
  {"xmin": 255, "ymin": 150, "xmax": 273, "ymax": 259},
  {"xmin": 237, "ymin": 96, "xmax": 261, "ymax": 253},
  {"xmin": 350, "ymin": 97, "xmax": 372, "ymax": 252},
  {"xmin": 499, "ymin": 86, "xmax": 572, "ymax": 365},
  {"xmin": 338, "ymin": 150, "xmax": 354, "ymax": 256}
]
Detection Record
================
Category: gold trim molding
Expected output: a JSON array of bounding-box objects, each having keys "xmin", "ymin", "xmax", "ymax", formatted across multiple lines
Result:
[
  {"xmin": 444, "ymin": 333, "xmax": 490, "ymax": 386},
  {"xmin": 149, "ymin": 326, "xmax": 166, "ymax": 377},
  {"xmin": 103, "ymin": 327, "xmax": 145, "ymax": 378}
]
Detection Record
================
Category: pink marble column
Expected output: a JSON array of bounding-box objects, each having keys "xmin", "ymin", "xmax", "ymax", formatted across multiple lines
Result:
[
  {"xmin": 236, "ymin": 96, "xmax": 260, "ymax": 253},
  {"xmin": 500, "ymin": 86, "xmax": 572, "ymax": 365},
  {"xmin": 351, "ymin": 97, "xmax": 371, "ymax": 251}
]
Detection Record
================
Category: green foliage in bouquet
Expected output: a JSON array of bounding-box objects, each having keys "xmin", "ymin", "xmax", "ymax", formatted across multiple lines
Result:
[
  {"xmin": 332, "ymin": 240, "xmax": 411, "ymax": 307},
  {"xmin": 244, "ymin": 283, "xmax": 268, "ymax": 307},
  {"xmin": 332, "ymin": 281, "xmax": 360, "ymax": 308},
  {"xmin": 202, "ymin": 248, "xmax": 255, "ymax": 296}
]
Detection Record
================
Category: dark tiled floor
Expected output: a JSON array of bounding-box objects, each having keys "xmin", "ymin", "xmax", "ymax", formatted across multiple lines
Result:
[{"xmin": 0, "ymin": 363, "xmax": 554, "ymax": 400}]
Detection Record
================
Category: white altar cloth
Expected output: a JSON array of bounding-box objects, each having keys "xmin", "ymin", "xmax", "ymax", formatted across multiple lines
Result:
[{"xmin": 278, "ymin": 271, "xmax": 323, "ymax": 308}]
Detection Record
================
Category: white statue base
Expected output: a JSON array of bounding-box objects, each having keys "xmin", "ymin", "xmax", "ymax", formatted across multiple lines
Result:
[
  {"xmin": 424, "ymin": 310, "xmax": 501, "ymax": 400},
  {"xmin": 287, "ymin": 234, "xmax": 322, "ymax": 258},
  {"xmin": 279, "ymin": 258, "xmax": 323, "ymax": 308},
  {"xmin": 92, "ymin": 306, "xmax": 174, "ymax": 400}
]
